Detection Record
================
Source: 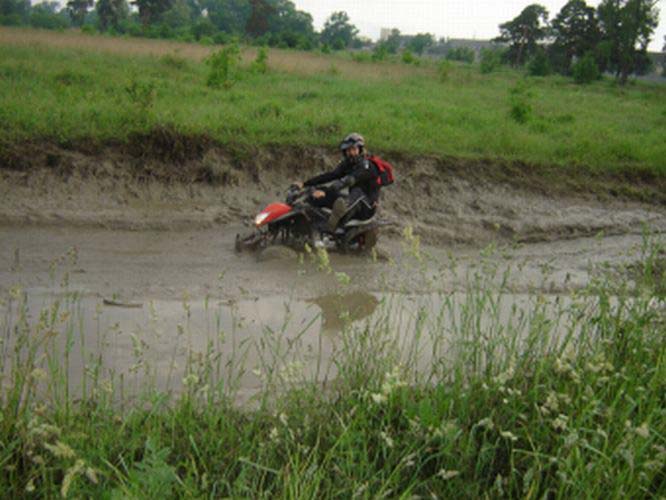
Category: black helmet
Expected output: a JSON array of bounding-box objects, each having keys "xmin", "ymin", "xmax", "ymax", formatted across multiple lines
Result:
[{"xmin": 339, "ymin": 133, "xmax": 365, "ymax": 152}]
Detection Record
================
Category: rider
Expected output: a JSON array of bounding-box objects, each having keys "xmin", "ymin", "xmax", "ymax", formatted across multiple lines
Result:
[{"xmin": 300, "ymin": 133, "xmax": 380, "ymax": 231}]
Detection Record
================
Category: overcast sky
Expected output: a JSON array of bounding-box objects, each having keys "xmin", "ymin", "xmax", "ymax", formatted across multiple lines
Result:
[{"xmin": 293, "ymin": 0, "xmax": 666, "ymax": 52}]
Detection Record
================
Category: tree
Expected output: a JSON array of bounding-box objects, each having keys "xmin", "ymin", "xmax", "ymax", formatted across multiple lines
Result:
[
  {"xmin": 30, "ymin": 1, "xmax": 69, "ymax": 29},
  {"xmin": 1, "ymin": 0, "xmax": 30, "ymax": 24},
  {"xmin": 265, "ymin": 0, "xmax": 315, "ymax": 48},
  {"xmin": 96, "ymin": 0, "xmax": 128, "ymax": 30},
  {"xmin": 161, "ymin": 0, "xmax": 193, "ymax": 28},
  {"xmin": 131, "ymin": 0, "xmax": 173, "ymax": 27},
  {"xmin": 66, "ymin": 0, "xmax": 93, "ymax": 26},
  {"xmin": 384, "ymin": 28, "xmax": 401, "ymax": 53},
  {"xmin": 406, "ymin": 33, "xmax": 434, "ymax": 55},
  {"xmin": 496, "ymin": 4, "xmax": 549, "ymax": 66},
  {"xmin": 528, "ymin": 47, "xmax": 552, "ymax": 75},
  {"xmin": 203, "ymin": 0, "xmax": 250, "ymax": 34},
  {"xmin": 245, "ymin": 0, "xmax": 273, "ymax": 37},
  {"xmin": 572, "ymin": 51, "xmax": 601, "ymax": 83},
  {"xmin": 550, "ymin": 0, "xmax": 600, "ymax": 73},
  {"xmin": 320, "ymin": 11, "xmax": 358, "ymax": 50},
  {"xmin": 446, "ymin": 46, "xmax": 475, "ymax": 63},
  {"xmin": 597, "ymin": 0, "xmax": 659, "ymax": 84}
]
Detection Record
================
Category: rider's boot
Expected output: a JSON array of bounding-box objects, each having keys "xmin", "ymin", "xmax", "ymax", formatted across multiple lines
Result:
[{"xmin": 327, "ymin": 198, "xmax": 347, "ymax": 232}]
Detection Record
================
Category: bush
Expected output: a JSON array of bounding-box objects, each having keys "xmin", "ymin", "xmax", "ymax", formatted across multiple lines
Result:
[
  {"xmin": 206, "ymin": 43, "xmax": 241, "ymax": 89},
  {"xmin": 81, "ymin": 24, "xmax": 96, "ymax": 35},
  {"xmin": 212, "ymin": 32, "xmax": 230, "ymax": 45},
  {"xmin": 250, "ymin": 47, "xmax": 269, "ymax": 74},
  {"xmin": 437, "ymin": 60, "xmax": 452, "ymax": 82},
  {"xmin": 480, "ymin": 48, "xmax": 502, "ymax": 74},
  {"xmin": 446, "ymin": 47, "xmax": 475, "ymax": 64},
  {"xmin": 572, "ymin": 52, "xmax": 600, "ymax": 84},
  {"xmin": 401, "ymin": 49, "xmax": 418, "ymax": 65},
  {"xmin": 191, "ymin": 18, "xmax": 216, "ymax": 41},
  {"xmin": 372, "ymin": 44, "xmax": 388, "ymax": 62},
  {"xmin": 124, "ymin": 78, "xmax": 155, "ymax": 125},
  {"xmin": 527, "ymin": 49, "xmax": 551, "ymax": 77},
  {"xmin": 0, "ymin": 14, "xmax": 24, "ymax": 26},
  {"xmin": 176, "ymin": 32, "xmax": 195, "ymax": 43},
  {"xmin": 29, "ymin": 7, "xmax": 69, "ymax": 30},
  {"xmin": 508, "ymin": 81, "xmax": 533, "ymax": 124},
  {"xmin": 351, "ymin": 51, "xmax": 371, "ymax": 63},
  {"xmin": 160, "ymin": 53, "xmax": 189, "ymax": 71}
]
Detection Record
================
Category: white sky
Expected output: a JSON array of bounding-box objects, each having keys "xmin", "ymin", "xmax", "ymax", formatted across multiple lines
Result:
[{"xmin": 293, "ymin": 0, "xmax": 666, "ymax": 52}]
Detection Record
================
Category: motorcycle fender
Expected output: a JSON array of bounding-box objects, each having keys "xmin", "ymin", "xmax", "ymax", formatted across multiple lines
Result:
[{"xmin": 256, "ymin": 203, "xmax": 292, "ymax": 227}]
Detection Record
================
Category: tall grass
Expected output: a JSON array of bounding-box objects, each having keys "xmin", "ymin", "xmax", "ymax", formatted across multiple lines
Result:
[
  {"xmin": 1, "ymin": 234, "xmax": 665, "ymax": 496},
  {"xmin": 1, "ymin": 29, "xmax": 665, "ymax": 173}
]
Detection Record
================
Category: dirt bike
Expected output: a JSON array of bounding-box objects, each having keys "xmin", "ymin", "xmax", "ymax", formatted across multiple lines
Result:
[{"xmin": 235, "ymin": 185, "xmax": 380, "ymax": 254}]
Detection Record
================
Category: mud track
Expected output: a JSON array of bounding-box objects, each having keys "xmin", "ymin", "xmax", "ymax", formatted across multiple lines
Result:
[{"xmin": 3, "ymin": 134, "xmax": 666, "ymax": 399}]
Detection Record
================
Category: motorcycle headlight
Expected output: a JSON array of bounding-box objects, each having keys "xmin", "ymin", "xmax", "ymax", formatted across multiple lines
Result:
[{"xmin": 254, "ymin": 212, "xmax": 270, "ymax": 227}]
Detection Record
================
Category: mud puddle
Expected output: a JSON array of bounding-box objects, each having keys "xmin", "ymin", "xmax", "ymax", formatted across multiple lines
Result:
[
  {"xmin": 1, "ymin": 224, "xmax": 661, "ymax": 403},
  {"xmin": 3, "ymin": 285, "xmax": 578, "ymax": 403}
]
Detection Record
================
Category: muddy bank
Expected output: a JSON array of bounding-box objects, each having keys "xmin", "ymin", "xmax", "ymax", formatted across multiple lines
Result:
[{"xmin": 1, "ymin": 133, "xmax": 666, "ymax": 244}]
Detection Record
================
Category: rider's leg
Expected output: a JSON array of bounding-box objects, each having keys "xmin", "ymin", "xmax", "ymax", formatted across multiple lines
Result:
[{"xmin": 327, "ymin": 187, "xmax": 372, "ymax": 232}]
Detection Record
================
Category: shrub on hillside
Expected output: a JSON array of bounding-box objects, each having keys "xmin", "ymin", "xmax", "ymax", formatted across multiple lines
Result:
[
  {"xmin": 446, "ymin": 47, "xmax": 475, "ymax": 64},
  {"xmin": 250, "ymin": 47, "xmax": 269, "ymax": 74},
  {"xmin": 351, "ymin": 51, "xmax": 371, "ymax": 63},
  {"xmin": 206, "ymin": 43, "xmax": 241, "ymax": 89},
  {"xmin": 29, "ymin": 6, "xmax": 69, "ymax": 30},
  {"xmin": 437, "ymin": 60, "xmax": 452, "ymax": 82},
  {"xmin": 160, "ymin": 53, "xmax": 189, "ymax": 71},
  {"xmin": 572, "ymin": 53, "xmax": 600, "ymax": 84},
  {"xmin": 124, "ymin": 78, "xmax": 155, "ymax": 125},
  {"xmin": 402, "ymin": 49, "xmax": 419, "ymax": 65},
  {"xmin": 480, "ymin": 48, "xmax": 503, "ymax": 74},
  {"xmin": 372, "ymin": 44, "xmax": 388, "ymax": 62},
  {"xmin": 1, "ymin": 14, "xmax": 24, "ymax": 26},
  {"xmin": 212, "ymin": 32, "xmax": 230, "ymax": 45},
  {"xmin": 528, "ymin": 49, "xmax": 551, "ymax": 77},
  {"xmin": 508, "ymin": 81, "xmax": 533, "ymax": 124}
]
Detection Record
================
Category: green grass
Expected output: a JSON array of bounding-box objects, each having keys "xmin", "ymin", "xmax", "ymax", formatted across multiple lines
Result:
[
  {"xmin": 1, "ymin": 236, "xmax": 666, "ymax": 497},
  {"xmin": 1, "ymin": 35, "xmax": 666, "ymax": 174}
]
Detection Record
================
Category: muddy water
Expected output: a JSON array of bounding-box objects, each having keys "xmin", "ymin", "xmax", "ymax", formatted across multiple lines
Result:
[
  {"xmin": 0, "ymin": 224, "xmax": 658, "ymax": 402},
  {"xmin": 2, "ymin": 285, "xmax": 577, "ymax": 403}
]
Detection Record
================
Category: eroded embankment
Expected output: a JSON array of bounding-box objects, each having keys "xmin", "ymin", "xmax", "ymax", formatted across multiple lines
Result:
[{"xmin": 1, "ymin": 129, "xmax": 665, "ymax": 244}]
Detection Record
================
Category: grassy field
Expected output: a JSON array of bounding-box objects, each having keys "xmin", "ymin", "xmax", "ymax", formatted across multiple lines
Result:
[
  {"xmin": 1, "ymin": 237, "xmax": 666, "ymax": 497},
  {"xmin": 1, "ymin": 27, "xmax": 666, "ymax": 174}
]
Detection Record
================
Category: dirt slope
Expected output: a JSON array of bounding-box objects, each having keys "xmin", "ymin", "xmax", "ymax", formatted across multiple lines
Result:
[{"xmin": 1, "ymin": 133, "xmax": 665, "ymax": 244}]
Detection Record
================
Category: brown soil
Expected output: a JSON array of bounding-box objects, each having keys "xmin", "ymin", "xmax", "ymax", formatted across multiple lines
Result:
[{"xmin": 1, "ymin": 129, "xmax": 665, "ymax": 244}]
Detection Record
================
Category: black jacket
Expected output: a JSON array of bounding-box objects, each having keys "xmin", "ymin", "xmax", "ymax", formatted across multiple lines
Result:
[{"xmin": 304, "ymin": 155, "xmax": 380, "ymax": 204}]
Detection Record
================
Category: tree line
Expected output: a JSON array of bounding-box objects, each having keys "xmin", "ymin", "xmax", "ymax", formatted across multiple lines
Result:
[
  {"xmin": 0, "ymin": 0, "xmax": 366, "ymax": 50},
  {"xmin": 496, "ymin": 0, "xmax": 661, "ymax": 84},
  {"xmin": 1, "ymin": 0, "xmax": 662, "ymax": 81}
]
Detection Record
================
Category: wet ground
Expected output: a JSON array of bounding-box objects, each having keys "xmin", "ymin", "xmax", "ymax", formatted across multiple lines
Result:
[{"xmin": 1, "ymin": 223, "xmax": 660, "ymax": 401}]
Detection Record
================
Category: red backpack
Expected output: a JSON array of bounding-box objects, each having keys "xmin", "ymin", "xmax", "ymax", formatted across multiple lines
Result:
[{"xmin": 368, "ymin": 155, "xmax": 395, "ymax": 187}]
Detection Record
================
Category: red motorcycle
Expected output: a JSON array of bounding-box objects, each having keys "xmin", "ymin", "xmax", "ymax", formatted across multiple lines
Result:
[{"xmin": 235, "ymin": 185, "xmax": 380, "ymax": 254}]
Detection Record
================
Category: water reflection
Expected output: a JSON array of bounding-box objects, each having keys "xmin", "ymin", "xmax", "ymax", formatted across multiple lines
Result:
[{"xmin": 309, "ymin": 291, "xmax": 379, "ymax": 334}]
